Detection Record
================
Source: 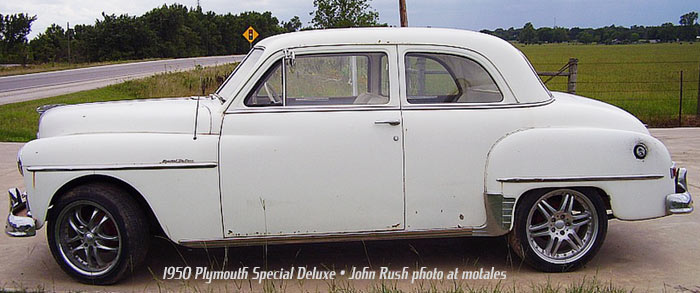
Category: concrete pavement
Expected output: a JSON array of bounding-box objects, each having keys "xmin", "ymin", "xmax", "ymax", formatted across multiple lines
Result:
[
  {"xmin": 0, "ymin": 128, "xmax": 698, "ymax": 292},
  {"xmin": 0, "ymin": 55, "xmax": 244, "ymax": 105}
]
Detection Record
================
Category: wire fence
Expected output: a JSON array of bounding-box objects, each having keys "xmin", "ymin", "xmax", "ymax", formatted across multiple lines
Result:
[{"xmin": 535, "ymin": 60, "xmax": 700, "ymax": 127}]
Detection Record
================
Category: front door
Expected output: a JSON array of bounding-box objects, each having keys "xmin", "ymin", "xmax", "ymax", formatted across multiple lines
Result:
[{"xmin": 219, "ymin": 48, "xmax": 404, "ymax": 237}]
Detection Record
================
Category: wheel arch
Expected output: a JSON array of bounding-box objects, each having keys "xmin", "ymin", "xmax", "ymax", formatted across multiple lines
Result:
[
  {"xmin": 49, "ymin": 174, "xmax": 165, "ymax": 236},
  {"xmin": 512, "ymin": 186, "xmax": 613, "ymax": 227}
]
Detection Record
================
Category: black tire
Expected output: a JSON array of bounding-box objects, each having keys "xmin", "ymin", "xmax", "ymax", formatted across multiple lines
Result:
[
  {"xmin": 507, "ymin": 188, "xmax": 607, "ymax": 272},
  {"xmin": 47, "ymin": 182, "xmax": 150, "ymax": 284}
]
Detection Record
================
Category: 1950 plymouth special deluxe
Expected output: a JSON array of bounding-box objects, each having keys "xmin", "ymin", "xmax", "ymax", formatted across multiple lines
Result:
[{"xmin": 6, "ymin": 28, "xmax": 693, "ymax": 284}]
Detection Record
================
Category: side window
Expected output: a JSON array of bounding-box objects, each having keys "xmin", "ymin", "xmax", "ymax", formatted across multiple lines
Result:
[
  {"xmin": 245, "ymin": 52, "xmax": 389, "ymax": 107},
  {"xmin": 404, "ymin": 53, "xmax": 503, "ymax": 104},
  {"xmin": 247, "ymin": 61, "xmax": 283, "ymax": 106}
]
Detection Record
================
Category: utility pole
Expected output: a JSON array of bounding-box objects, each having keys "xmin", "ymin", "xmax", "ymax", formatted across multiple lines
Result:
[
  {"xmin": 67, "ymin": 22, "xmax": 71, "ymax": 65},
  {"xmin": 399, "ymin": 0, "xmax": 408, "ymax": 27}
]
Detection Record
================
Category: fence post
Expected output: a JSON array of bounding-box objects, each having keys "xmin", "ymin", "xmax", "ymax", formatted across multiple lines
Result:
[
  {"xmin": 567, "ymin": 58, "xmax": 578, "ymax": 94},
  {"xmin": 679, "ymin": 70, "xmax": 683, "ymax": 127}
]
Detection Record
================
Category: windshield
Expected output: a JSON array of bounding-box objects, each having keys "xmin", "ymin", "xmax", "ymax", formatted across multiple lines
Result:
[{"xmin": 216, "ymin": 48, "xmax": 264, "ymax": 101}]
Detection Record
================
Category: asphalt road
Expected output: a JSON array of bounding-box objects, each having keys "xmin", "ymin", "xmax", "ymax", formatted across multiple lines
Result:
[
  {"xmin": 0, "ymin": 128, "xmax": 698, "ymax": 292},
  {"xmin": 0, "ymin": 55, "xmax": 244, "ymax": 105}
]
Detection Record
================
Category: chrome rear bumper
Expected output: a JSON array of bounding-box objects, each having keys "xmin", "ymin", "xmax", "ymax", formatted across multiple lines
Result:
[
  {"xmin": 5, "ymin": 188, "xmax": 36, "ymax": 237},
  {"xmin": 666, "ymin": 168, "xmax": 693, "ymax": 215}
]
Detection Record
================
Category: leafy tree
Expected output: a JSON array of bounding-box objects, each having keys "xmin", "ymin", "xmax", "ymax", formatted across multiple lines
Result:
[
  {"xmin": 310, "ymin": 0, "xmax": 385, "ymax": 28},
  {"xmin": 552, "ymin": 27, "xmax": 569, "ymax": 42},
  {"xmin": 0, "ymin": 13, "xmax": 37, "ymax": 63},
  {"xmin": 282, "ymin": 16, "xmax": 302, "ymax": 32},
  {"xmin": 576, "ymin": 31, "xmax": 595, "ymax": 44},
  {"xmin": 629, "ymin": 32, "xmax": 640, "ymax": 42},
  {"xmin": 519, "ymin": 22, "xmax": 537, "ymax": 44},
  {"xmin": 30, "ymin": 24, "xmax": 69, "ymax": 62},
  {"xmin": 537, "ymin": 27, "xmax": 553, "ymax": 43},
  {"xmin": 658, "ymin": 22, "xmax": 677, "ymax": 42},
  {"xmin": 142, "ymin": 4, "xmax": 194, "ymax": 58},
  {"xmin": 680, "ymin": 11, "xmax": 698, "ymax": 26},
  {"xmin": 91, "ymin": 13, "xmax": 158, "ymax": 60}
]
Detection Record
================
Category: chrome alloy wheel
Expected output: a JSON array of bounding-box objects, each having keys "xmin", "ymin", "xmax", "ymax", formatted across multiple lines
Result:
[
  {"xmin": 525, "ymin": 189, "xmax": 599, "ymax": 264},
  {"xmin": 54, "ymin": 200, "xmax": 122, "ymax": 276}
]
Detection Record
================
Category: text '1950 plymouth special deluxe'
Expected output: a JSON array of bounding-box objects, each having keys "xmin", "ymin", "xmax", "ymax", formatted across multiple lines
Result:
[{"xmin": 6, "ymin": 28, "xmax": 693, "ymax": 284}]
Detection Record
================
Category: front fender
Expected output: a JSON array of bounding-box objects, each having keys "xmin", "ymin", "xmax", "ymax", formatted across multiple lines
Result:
[{"xmin": 18, "ymin": 133, "xmax": 223, "ymax": 241}]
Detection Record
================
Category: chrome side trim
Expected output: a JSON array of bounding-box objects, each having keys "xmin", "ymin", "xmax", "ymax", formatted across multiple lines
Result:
[
  {"xmin": 401, "ymin": 99, "xmax": 553, "ymax": 111},
  {"xmin": 501, "ymin": 197, "xmax": 515, "ymax": 230},
  {"xmin": 227, "ymin": 105, "xmax": 400, "ymax": 114},
  {"xmin": 497, "ymin": 174, "xmax": 664, "ymax": 183},
  {"xmin": 179, "ymin": 228, "xmax": 474, "ymax": 248},
  {"xmin": 26, "ymin": 162, "xmax": 217, "ymax": 172}
]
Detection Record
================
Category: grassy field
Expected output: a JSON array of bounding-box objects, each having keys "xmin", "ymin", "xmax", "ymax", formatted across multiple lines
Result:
[
  {"xmin": 0, "ymin": 63, "xmax": 236, "ymax": 142},
  {"xmin": 0, "ymin": 59, "xmax": 163, "ymax": 77},
  {"xmin": 519, "ymin": 42, "xmax": 700, "ymax": 126}
]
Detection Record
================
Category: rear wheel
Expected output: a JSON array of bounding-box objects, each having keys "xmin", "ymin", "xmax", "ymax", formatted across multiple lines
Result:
[
  {"xmin": 508, "ymin": 188, "xmax": 607, "ymax": 272},
  {"xmin": 47, "ymin": 183, "xmax": 149, "ymax": 284}
]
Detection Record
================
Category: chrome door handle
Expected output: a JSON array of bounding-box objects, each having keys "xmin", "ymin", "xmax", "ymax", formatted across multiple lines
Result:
[{"xmin": 374, "ymin": 120, "xmax": 401, "ymax": 126}]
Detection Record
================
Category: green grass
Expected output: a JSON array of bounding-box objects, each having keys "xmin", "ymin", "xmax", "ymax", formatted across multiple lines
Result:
[
  {"xmin": 0, "ymin": 63, "xmax": 236, "ymax": 142},
  {"xmin": 0, "ymin": 59, "xmax": 163, "ymax": 77},
  {"xmin": 518, "ymin": 42, "xmax": 700, "ymax": 126}
]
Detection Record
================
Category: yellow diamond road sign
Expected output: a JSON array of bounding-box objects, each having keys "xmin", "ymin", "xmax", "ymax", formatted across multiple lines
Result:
[{"xmin": 243, "ymin": 26, "xmax": 259, "ymax": 43}]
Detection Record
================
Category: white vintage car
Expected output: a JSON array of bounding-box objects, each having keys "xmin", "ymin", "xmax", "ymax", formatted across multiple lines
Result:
[{"xmin": 6, "ymin": 28, "xmax": 693, "ymax": 284}]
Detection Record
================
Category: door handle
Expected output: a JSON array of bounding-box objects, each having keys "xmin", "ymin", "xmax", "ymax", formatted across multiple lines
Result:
[{"xmin": 374, "ymin": 120, "xmax": 401, "ymax": 126}]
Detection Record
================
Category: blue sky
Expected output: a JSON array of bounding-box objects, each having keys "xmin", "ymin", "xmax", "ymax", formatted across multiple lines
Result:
[{"xmin": 1, "ymin": 0, "xmax": 698, "ymax": 39}]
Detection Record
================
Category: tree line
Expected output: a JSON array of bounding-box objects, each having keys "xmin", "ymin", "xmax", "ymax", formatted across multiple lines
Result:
[
  {"xmin": 0, "ymin": 0, "xmax": 383, "ymax": 64},
  {"xmin": 481, "ymin": 12, "xmax": 699, "ymax": 45},
  {"xmin": 1, "ymin": 5, "xmax": 309, "ymax": 64},
  {"xmin": 6, "ymin": 4, "xmax": 301, "ymax": 64},
  {"xmin": 1, "ymin": 2, "xmax": 697, "ymax": 64}
]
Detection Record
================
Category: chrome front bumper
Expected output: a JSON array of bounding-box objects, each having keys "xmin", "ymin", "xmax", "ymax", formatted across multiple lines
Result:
[
  {"xmin": 5, "ymin": 188, "xmax": 36, "ymax": 237},
  {"xmin": 666, "ymin": 168, "xmax": 693, "ymax": 215}
]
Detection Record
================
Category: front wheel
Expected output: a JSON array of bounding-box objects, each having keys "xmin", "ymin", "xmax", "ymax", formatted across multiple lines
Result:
[
  {"xmin": 508, "ymin": 188, "xmax": 607, "ymax": 272},
  {"xmin": 47, "ymin": 183, "xmax": 150, "ymax": 284}
]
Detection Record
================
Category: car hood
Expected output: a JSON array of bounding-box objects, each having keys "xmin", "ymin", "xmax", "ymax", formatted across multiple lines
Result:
[{"xmin": 37, "ymin": 97, "xmax": 219, "ymax": 138}]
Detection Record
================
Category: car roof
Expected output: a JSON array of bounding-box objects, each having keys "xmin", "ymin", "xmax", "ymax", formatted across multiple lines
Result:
[
  {"xmin": 255, "ymin": 27, "xmax": 552, "ymax": 104},
  {"xmin": 258, "ymin": 27, "xmax": 500, "ymax": 48}
]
